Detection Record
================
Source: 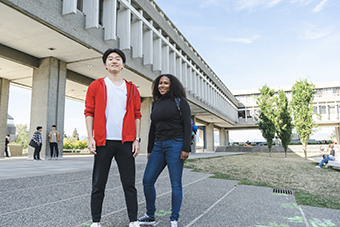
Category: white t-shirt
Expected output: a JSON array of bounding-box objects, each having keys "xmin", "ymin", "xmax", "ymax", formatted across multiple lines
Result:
[{"xmin": 104, "ymin": 77, "xmax": 127, "ymax": 140}]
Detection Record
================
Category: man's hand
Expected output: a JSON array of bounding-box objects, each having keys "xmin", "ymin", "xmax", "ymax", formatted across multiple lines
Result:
[
  {"xmin": 88, "ymin": 137, "xmax": 96, "ymax": 155},
  {"xmin": 181, "ymin": 151, "xmax": 189, "ymax": 161},
  {"xmin": 132, "ymin": 140, "xmax": 140, "ymax": 158},
  {"xmin": 147, "ymin": 153, "xmax": 151, "ymax": 159}
]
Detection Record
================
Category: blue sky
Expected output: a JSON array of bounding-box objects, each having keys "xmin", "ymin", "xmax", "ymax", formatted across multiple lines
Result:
[
  {"xmin": 8, "ymin": 0, "xmax": 340, "ymax": 141},
  {"xmin": 156, "ymin": 0, "xmax": 340, "ymax": 90}
]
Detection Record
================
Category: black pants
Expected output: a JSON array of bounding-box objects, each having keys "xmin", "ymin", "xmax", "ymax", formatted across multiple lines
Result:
[
  {"xmin": 50, "ymin": 142, "xmax": 59, "ymax": 157},
  {"xmin": 91, "ymin": 140, "xmax": 137, "ymax": 223},
  {"xmin": 34, "ymin": 145, "xmax": 41, "ymax": 160},
  {"xmin": 4, "ymin": 146, "xmax": 9, "ymax": 157}
]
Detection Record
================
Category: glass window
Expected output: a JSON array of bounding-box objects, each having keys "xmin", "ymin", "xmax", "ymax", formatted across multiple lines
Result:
[{"xmin": 319, "ymin": 106, "xmax": 326, "ymax": 114}]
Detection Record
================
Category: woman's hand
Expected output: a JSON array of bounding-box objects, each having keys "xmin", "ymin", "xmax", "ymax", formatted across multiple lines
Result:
[{"xmin": 181, "ymin": 151, "xmax": 189, "ymax": 161}]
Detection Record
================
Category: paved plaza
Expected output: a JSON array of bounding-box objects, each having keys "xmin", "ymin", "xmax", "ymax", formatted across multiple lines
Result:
[{"xmin": 0, "ymin": 153, "xmax": 339, "ymax": 227}]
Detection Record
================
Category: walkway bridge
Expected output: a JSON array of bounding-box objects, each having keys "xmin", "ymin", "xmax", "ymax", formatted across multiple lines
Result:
[{"xmin": 0, "ymin": 0, "xmax": 238, "ymax": 158}]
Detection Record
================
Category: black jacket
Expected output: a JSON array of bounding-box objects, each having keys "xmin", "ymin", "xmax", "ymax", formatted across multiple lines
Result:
[{"xmin": 148, "ymin": 95, "xmax": 191, "ymax": 153}]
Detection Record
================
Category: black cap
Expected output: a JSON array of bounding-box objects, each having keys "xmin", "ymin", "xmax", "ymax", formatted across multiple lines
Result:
[{"xmin": 102, "ymin": 48, "xmax": 126, "ymax": 64}]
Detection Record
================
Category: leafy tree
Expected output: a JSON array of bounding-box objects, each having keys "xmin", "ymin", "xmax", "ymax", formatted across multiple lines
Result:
[
  {"xmin": 291, "ymin": 79, "xmax": 319, "ymax": 160},
  {"xmin": 13, "ymin": 124, "xmax": 29, "ymax": 149},
  {"xmin": 274, "ymin": 90, "xmax": 293, "ymax": 158},
  {"xmin": 72, "ymin": 128, "xmax": 79, "ymax": 140},
  {"xmin": 256, "ymin": 85, "xmax": 276, "ymax": 157}
]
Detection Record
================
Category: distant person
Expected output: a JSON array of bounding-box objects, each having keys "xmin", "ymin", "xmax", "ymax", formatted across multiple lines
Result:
[
  {"xmin": 138, "ymin": 74, "xmax": 191, "ymax": 227},
  {"xmin": 84, "ymin": 48, "xmax": 141, "ymax": 227},
  {"xmin": 48, "ymin": 125, "xmax": 60, "ymax": 160},
  {"xmin": 33, "ymin": 126, "xmax": 43, "ymax": 161},
  {"xmin": 316, "ymin": 144, "xmax": 337, "ymax": 168},
  {"xmin": 5, "ymin": 134, "xmax": 10, "ymax": 158}
]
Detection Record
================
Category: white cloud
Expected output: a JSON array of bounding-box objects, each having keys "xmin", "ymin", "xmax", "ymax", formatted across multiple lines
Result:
[
  {"xmin": 221, "ymin": 35, "xmax": 261, "ymax": 44},
  {"xmin": 312, "ymin": 0, "xmax": 328, "ymax": 12},
  {"xmin": 299, "ymin": 24, "xmax": 334, "ymax": 39},
  {"xmin": 199, "ymin": 0, "xmax": 283, "ymax": 12}
]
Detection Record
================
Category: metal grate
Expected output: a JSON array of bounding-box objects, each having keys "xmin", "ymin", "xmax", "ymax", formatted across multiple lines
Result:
[{"xmin": 273, "ymin": 189, "xmax": 293, "ymax": 195}]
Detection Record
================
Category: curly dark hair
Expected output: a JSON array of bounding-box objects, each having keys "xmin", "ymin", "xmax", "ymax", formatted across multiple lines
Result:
[{"xmin": 152, "ymin": 74, "xmax": 186, "ymax": 102}]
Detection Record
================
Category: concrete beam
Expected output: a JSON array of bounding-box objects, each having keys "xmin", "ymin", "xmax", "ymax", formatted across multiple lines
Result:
[
  {"xmin": 66, "ymin": 70, "xmax": 94, "ymax": 86},
  {"xmin": 0, "ymin": 44, "xmax": 39, "ymax": 68}
]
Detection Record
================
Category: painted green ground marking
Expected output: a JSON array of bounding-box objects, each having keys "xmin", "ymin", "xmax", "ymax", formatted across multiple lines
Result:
[
  {"xmin": 309, "ymin": 218, "xmax": 336, "ymax": 227},
  {"xmin": 281, "ymin": 203, "xmax": 302, "ymax": 211},
  {"xmin": 256, "ymin": 223, "xmax": 290, "ymax": 227},
  {"xmin": 285, "ymin": 216, "xmax": 303, "ymax": 223},
  {"xmin": 273, "ymin": 193, "xmax": 288, "ymax": 197},
  {"xmin": 155, "ymin": 210, "xmax": 171, "ymax": 216},
  {"xmin": 83, "ymin": 223, "xmax": 107, "ymax": 227}
]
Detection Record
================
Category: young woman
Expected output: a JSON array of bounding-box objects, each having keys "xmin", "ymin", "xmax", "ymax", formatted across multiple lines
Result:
[{"xmin": 138, "ymin": 74, "xmax": 192, "ymax": 227}]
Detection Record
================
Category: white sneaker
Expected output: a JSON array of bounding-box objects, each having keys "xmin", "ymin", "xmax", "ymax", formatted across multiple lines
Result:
[
  {"xmin": 315, "ymin": 166, "xmax": 321, "ymax": 168},
  {"xmin": 171, "ymin": 220, "xmax": 178, "ymax": 227},
  {"xmin": 91, "ymin": 223, "xmax": 101, "ymax": 227},
  {"xmin": 129, "ymin": 221, "xmax": 140, "ymax": 227}
]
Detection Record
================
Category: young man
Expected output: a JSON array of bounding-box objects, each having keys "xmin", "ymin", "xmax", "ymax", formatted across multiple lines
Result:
[
  {"xmin": 33, "ymin": 126, "xmax": 43, "ymax": 161},
  {"xmin": 48, "ymin": 125, "xmax": 60, "ymax": 160},
  {"xmin": 84, "ymin": 48, "xmax": 141, "ymax": 227}
]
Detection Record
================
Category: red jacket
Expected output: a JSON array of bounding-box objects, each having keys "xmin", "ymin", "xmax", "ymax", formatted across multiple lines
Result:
[{"xmin": 84, "ymin": 78, "xmax": 142, "ymax": 146}]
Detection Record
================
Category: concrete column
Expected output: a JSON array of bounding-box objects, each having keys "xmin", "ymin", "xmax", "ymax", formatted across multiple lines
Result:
[
  {"xmin": 143, "ymin": 22, "xmax": 153, "ymax": 65},
  {"xmin": 83, "ymin": 0, "xmax": 100, "ymax": 29},
  {"xmin": 62, "ymin": 0, "xmax": 77, "ymax": 15},
  {"xmin": 335, "ymin": 126, "xmax": 340, "ymax": 150},
  {"xmin": 181, "ymin": 62, "xmax": 187, "ymax": 88},
  {"xmin": 153, "ymin": 30, "xmax": 162, "ymax": 71},
  {"xmin": 162, "ymin": 40, "xmax": 169, "ymax": 73},
  {"xmin": 187, "ymin": 66, "xmax": 192, "ymax": 92},
  {"xmin": 206, "ymin": 123, "xmax": 214, "ymax": 152},
  {"xmin": 169, "ymin": 51, "xmax": 176, "ymax": 75},
  {"xmin": 28, "ymin": 58, "xmax": 66, "ymax": 160},
  {"xmin": 140, "ymin": 97, "xmax": 152, "ymax": 154},
  {"xmin": 103, "ymin": 0, "xmax": 117, "ymax": 40},
  {"xmin": 219, "ymin": 128, "xmax": 226, "ymax": 146},
  {"xmin": 117, "ymin": 0, "xmax": 131, "ymax": 50},
  {"xmin": 191, "ymin": 116, "xmax": 197, "ymax": 153},
  {"xmin": 131, "ymin": 11, "xmax": 143, "ymax": 58},
  {"xmin": 226, "ymin": 130, "xmax": 229, "ymax": 146},
  {"xmin": 0, "ymin": 78, "xmax": 10, "ymax": 159},
  {"xmin": 176, "ymin": 56, "xmax": 182, "ymax": 80}
]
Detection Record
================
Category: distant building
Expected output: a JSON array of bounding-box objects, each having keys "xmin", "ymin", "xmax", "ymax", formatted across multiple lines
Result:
[{"xmin": 7, "ymin": 114, "xmax": 16, "ymax": 141}]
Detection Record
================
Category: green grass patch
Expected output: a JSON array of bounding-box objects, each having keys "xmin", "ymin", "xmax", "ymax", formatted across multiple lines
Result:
[{"xmin": 185, "ymin": 152, "xmax": 340, "ymax": 210}]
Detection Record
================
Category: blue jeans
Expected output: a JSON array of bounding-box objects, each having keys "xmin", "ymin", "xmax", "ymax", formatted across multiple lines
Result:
[
  {"xmin": 143, "ymin": 138, "xmax": 184, "ymax": 221},
  {"xmin": 318, "ymin": 156, "xmax": 335, "ymax": 167}
]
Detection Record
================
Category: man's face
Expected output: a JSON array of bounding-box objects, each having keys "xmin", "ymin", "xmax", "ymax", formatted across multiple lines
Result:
[
  {"xmin": 38, "ymin": 129, "xmax": 42, "ymax": 132},
  {"xmin": 104, "ymin": 52, "xmax": 125, "ymax": 74},
  {"xmin": 52, "ymin": 127, "xmax": 56, "ymax": 131}
]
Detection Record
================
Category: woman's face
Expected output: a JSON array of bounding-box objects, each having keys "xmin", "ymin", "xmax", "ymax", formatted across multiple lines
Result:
[{"xmin": 158, "ymin": 76, "xmax": 171, "ymax": 96}]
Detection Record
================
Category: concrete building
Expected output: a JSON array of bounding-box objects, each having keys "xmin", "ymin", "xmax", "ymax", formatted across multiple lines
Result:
[
  {"xmin": 1, "ymin": 1, "xmax": 339, "ymax": 159},
  {"xmin": 232, "ymin": 81, "xmax": 340, "ymax": 144},
  {"xmin": 0, "ymin": 0, "xmax": 238, "ymax": 159}
]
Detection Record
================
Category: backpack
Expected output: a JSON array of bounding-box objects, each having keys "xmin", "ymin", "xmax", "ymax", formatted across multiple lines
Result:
[{"xmin": 174, "ymin": 98, "xmax": 197, "ymax": 145}]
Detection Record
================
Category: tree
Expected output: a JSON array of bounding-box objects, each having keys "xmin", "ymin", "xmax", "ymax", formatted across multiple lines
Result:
[
  {"xmin": 291, "ymin": 79, "xmax": 319, "ymax": 160},
  {"xmin": 274, "ymin": 90, "xmax": 293, "ymax": 158},
  {"xmin": 72, "ymin": 128, "xmax": 79, "ymax": 140},
  {"xmin": 256, "ymin": 85, "xmax": 276, "ymax": 157},
  {"xmin": 13, "ymin": 124, "xmax": 29, "ymax": 149}
]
